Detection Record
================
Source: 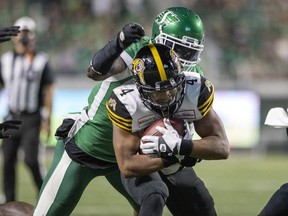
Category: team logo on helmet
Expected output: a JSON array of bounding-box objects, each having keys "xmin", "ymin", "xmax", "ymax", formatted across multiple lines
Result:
[
  {"xmin": 169, "ymin": 49, "xmax": 181, "ymax": 73},
  {"xmin": 155, "ymin": 10, "xmax": 180, "ymax": 30},
  {"xmin": 132, "ymin": 58, "xmax": 146, "ymax": 85}
]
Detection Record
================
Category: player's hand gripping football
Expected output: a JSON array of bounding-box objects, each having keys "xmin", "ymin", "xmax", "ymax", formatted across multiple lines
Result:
[
  {"xmin": 141, "ymin": 118, "xmax": 183, "ymax": 157},
  {"xmin": 0, "ymin": 120, "xmax": 22, "ymax": 139},
  {"xmin": 117, "ymin": 23, "xmax": 145, "ymax": 49},
  {"xmin": 0, "ymin": 26, "xmax": 20, "ymax": 43}
]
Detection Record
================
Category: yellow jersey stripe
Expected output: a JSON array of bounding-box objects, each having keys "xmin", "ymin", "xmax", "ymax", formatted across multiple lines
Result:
[
  {"xmin": 107, "ymin": 114, "xmax": 132, "ymax": 132},
  {"xmin": 199, "ymin": 98, "xmax": 213, "ymax": 117},
  {"xmin": 148, "ymin": 43, "xmax": 167, "ymax": 81},
  {"xmin": 106, "ymin": 102, "xmax": 132, "ymax": 123},
  {"xmin": 198, "ymin": 85, "xmax": 214, "ymax": 110},
  {"xmin": 106, "ymin": 103, "xmax": 132, "ymax": 131}
]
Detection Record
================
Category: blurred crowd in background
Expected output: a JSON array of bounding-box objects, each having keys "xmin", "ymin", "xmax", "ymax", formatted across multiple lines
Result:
[{"xmin": 0, "ymin": 0, "xmax": 287, "ymax": 86}]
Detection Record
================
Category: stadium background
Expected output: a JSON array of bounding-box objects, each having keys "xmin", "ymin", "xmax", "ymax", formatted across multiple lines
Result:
[{"xmin": 0, "ymin": 0, "xmax": 288, "ymax": 215}]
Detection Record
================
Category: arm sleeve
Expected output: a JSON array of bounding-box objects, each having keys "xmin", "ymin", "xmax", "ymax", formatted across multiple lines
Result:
[
  {"xmin": 90, "ymin": 37, "xmax": 123, "ymax": 75},
  {"xmin": 120, "ymin": 36, "xmax": 151, "ymax": 69}
]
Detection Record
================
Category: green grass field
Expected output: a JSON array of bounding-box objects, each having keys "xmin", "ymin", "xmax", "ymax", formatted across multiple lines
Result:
[{"xmin": 1, "ymin": 150, "xmax": 287, "ymax": 216}]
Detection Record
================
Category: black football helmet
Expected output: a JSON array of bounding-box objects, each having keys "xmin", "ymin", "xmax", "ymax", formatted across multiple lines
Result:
[{"xmin": 132, "ymin": 43, "xmax": 186, "ymax": 117}]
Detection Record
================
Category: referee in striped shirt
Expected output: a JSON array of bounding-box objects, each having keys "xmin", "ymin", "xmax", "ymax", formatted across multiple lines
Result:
[{"xmin": 0, "ymin": 17, "xmax": 54, "ymax": 203}]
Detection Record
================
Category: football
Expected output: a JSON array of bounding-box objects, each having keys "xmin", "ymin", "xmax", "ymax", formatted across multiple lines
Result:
[
  {"xmin": 141, "ymin": 118, "xmax": 186, "ymax": 175},
  {"xmin": 143, "ymin": 118, "xmax": 185, "ymax": 137}
]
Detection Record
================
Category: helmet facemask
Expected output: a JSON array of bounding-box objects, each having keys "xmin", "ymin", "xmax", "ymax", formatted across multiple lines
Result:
[
  {"xmin": 137, "ymin": 75, "xmax": 186, "ymax": 117},
  {"xmin": 154, "ymin": 33, "xmax": 204, "ymax": 72}
]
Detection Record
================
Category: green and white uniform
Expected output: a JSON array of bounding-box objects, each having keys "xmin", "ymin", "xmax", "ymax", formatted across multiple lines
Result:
[
  {"xmin": 106, "ymin": 72, "xmax": 217, "ymax": 216},
  {"xmin": 34, "ymin": 38, "xmax": 204, "ymax": 216},
  {"xmin": 34, "ymin": 72, "xmax": 135, "ymax": 216}
]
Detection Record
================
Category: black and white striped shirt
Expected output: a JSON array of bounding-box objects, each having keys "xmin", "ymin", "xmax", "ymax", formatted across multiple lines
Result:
[{"xmin": 0, "ymin": 50, "xmax": 54, "ymax": 114}]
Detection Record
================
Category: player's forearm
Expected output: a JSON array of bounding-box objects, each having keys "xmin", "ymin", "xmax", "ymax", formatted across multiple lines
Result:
[
  {"xmin": 87, "ymin": 37, "xmax": 123, "ymax": 81},
  {"xmin": 42, "ymin": 84, "xmax": 54, "ymax": 121},
  {"xmin": 87, "ymin": 57, "xmax": 126, "ymax": 81},
  {"xmin": 190, "ymin": 136, "xmax": 230, "ymax": 160},
  {"xmin": 119, "ymin": 155, "xmax": 164, "ymax": 178}
]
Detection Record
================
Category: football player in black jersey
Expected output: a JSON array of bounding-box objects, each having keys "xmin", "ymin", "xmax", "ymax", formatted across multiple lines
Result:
[{"xmin": 107, "ymin": 43, "xmax": 230, "ymax": 216}]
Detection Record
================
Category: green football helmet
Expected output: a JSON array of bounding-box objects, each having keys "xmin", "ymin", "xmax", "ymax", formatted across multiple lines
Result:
[{"xmin": 152, "ymin": 7, "xmax": 204, "ymax": 71}]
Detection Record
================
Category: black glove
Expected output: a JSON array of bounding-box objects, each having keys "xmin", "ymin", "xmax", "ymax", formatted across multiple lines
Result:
[
  {"xmin": 180, "ymin": 156, "xmax": 202, "ymax": 167},
  {"xmin": 0, "ymin": 120, "xmax": 22, "ymax": 139},
  {"xmin": 0, "ymin": 26, "xmax": 20, "ymax": 43},
  {"xmin": 117, "ymin": 23, "xmax": 145, "ymax": 49},
  {"xmin": 55, "ymin": 118, "xmax": 75, "ymax": 138},
  {"xmin": 161, "ymin": 155, "xmax": 179, "ymax": 167}
]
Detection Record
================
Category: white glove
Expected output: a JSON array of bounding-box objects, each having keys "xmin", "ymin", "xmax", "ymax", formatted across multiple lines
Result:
[
  {"xmin": 183, "ymin": 121, "xmax": 194, "ymax": 140},
  {"xmin": 140, "ymin": 118, "xmax": 182, "ymax": 156}
]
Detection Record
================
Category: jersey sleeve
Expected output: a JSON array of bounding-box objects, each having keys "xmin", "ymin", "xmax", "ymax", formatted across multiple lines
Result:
[
  {"xmin": 106, "ymin": 91, "xmax": 133, "ymax": 132},
  {"xmin": 120, "ymin": 36, "xmax": 150, "ymax": 69},
  {"xmin": 197, "ymin": 76, "xmax": 214, "ymax": 117}
]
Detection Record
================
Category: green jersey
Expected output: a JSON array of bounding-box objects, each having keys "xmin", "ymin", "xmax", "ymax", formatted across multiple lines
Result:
[
  {"xmin": 69, "ymin": 36, "xmax": 203, "ymax": 163},
  {"xmin": 69, "ymin": 72, "xmax": 131, "ymax": 163}
]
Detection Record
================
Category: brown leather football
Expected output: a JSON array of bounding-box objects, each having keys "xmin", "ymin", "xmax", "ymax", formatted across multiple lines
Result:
[{"xmin": 143, "ymin": 118, "xmax": 185, "ymax": 137}]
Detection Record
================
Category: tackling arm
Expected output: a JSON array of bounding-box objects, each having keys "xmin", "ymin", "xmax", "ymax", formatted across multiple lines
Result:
[
  {"xmin": 87, "ymin": 57, "xmax": 126, "ymax": 81},
  {"xmin": 87, "ymin": 23, "xmax": 144, "ymax": 81}
]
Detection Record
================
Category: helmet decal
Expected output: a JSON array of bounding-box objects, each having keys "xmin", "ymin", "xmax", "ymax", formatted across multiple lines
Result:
[
  {"xmin": 148, "ymin": 43, "xmax": 167, "ymax": 81},
  {"xmin": 169, "ymin": 49, "xmax": 181, "ymax": 73},
  {"xmin": 132, "ymin": 43, "xmax": 186, "ymax": 117},
  {"xmin": 155, "ymin": 10, "xmax": 180, "ymax": 32},
  {"xmin": 132, "ymin": 58, "xmax": 146, "ymax": 85},
  {"xmin": 152, "ymin": 7, "xmax": 205, "ymax": 71}
]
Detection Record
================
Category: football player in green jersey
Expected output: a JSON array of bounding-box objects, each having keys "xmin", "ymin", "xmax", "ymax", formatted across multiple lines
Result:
[
  {"xmin": 34, "ymin": 22, "xmax": 145, "ymax": 216},
  {"xmin": 87, "ymin": 7, "xmax": 205, "ymax": 81},
  {"xmin": 34, "ymin": 7, "xmax": 210, "ymax": 216}
]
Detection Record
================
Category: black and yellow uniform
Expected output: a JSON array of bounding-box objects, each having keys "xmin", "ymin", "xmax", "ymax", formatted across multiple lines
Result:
[{"xmin": 107, "ymin": 72, "xmax": 217, "ymax": 216}]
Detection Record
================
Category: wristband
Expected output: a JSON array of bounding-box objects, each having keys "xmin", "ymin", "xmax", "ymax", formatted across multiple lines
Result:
[
  {"xmin": 179, "ymin": 139, "xmax": 193, "ymax": 155},
  {"xmin": 161, "ymin": 155, "xmax": 179, "ymax": 167},
  {"xmin": 180, "ymin": 156, "xmax": 201, "ymax": 167}
]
